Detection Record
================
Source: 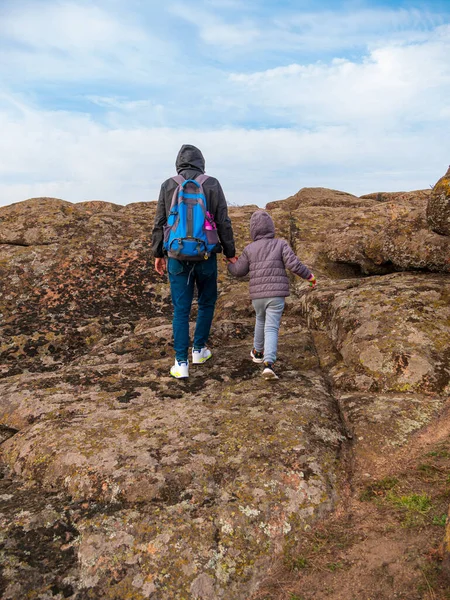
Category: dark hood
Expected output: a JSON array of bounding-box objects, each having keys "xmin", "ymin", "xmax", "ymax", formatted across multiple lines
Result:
[
  {"xmin": 176, "ymin": 145, "xmax": 205, "ymax": 174},
  {"xmin": 250, "ymin": 210, "xmax": 275, "ymax": 241}
]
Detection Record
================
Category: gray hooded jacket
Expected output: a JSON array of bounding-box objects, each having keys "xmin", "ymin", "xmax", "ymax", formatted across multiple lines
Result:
[
  {"xmin": 228, "ymin": 211, "xmax": 312, "ymax": 299},
  {"xmin": 151, "ymin": 145, "xmax": 235, "ymax": 259}
]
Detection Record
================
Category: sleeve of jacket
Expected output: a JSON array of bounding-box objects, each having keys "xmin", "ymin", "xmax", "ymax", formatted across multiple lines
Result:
[
  {"xmin": 281, "ymin": 241, "xmax": 312, "ymax": 279},
  {"xmin": 151, "ymin": 184, "xmax": 167, "ymax": 258},
  {"xmin": 214, "ymin": 181, "xmax": 236, "ymax": 258},
  {"xmin": 227, "ymin": 249, "xmax": 250, "ymax": 277}
]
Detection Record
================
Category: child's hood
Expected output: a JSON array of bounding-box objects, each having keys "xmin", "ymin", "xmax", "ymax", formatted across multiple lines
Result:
[{"xmin": 250, "ymin": 211, "xmax": 275, "ymax": 241}]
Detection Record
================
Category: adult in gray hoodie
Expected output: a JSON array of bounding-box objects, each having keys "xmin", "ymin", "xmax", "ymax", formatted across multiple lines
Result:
[
  {"xmin": 228, "ymin": 210, "xmax": 316, "ymax": 379},
  {"xmin": 152, "ymin": 145, "xmax": 235, "ymax": 263},
  {"xmin": 152, "ymin": 145, "xmax": 237, "ymax": 379}
]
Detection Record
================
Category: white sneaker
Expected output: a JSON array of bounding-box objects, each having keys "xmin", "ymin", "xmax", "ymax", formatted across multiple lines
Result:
[
  {"xmin": 250, "ymin": 348, "xmax": 264, "ymax": 363},
  {"xmin": 170, "ymin": 360, "xmax": 189, "ymax": 378},
  {"xmin": 192, "ymin": 347, "xmax": 212, "ymax": 364},
  {"xmin": 262, "ymin": 363, "xmax": 279, "ymax": 380}
]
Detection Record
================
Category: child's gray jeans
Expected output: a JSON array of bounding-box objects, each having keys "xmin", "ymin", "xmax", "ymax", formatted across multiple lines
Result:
[{"xmin": 252, "ymin": 297, "xmax": 285, "ymax": 364}]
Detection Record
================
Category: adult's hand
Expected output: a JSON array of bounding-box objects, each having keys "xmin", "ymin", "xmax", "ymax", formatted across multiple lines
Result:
[
  {"xmin": 155, "ymin": 257, "xmax": 166, "ymax": 276},
  {"xmin": 226, "ymin": 256, "xmax": 238, "ymax": 264}
]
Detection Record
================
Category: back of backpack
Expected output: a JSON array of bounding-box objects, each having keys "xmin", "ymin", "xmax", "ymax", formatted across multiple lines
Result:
[{"xmin": 163, "ymin": 174, "xmax": 219, "ymax": 261}]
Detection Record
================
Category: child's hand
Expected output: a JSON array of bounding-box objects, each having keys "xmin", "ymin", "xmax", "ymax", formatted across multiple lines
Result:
[{"xmin": 308, "ymin": 273, "xmax": 317, "ymax": 289}]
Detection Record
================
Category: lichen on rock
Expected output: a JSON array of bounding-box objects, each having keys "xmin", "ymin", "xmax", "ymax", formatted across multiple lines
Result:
[
  {"xmin": 1, "ymin": 190, "xmax": 450, "ymax": 598},
  {"xmin": 427, "ymin": 165, "xmax": 450, "ymax": 236}
]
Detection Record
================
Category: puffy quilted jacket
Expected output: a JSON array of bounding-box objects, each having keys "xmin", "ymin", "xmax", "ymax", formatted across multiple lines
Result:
[{"xmin": 227, "ymin": 211, "xmax": 311, "ymax": 299}]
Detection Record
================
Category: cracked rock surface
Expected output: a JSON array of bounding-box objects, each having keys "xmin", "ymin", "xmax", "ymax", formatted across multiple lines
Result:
[{"xmin": 1, "ymin": 188, "xmax": 449, "ymax": 598}]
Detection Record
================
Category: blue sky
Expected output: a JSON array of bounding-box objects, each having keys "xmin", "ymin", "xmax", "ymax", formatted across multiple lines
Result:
[{"xmin": 0, "ymin": 0, "xmax": 449, "ymax": 206}]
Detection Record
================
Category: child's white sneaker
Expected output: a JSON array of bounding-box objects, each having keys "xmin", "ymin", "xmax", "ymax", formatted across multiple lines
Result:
[
  {"xmin": 170, "ymin": 360, "xmax": 189, "ymax": 378},
  {"xmin": 192, "ymin": 347, "xmax": 212, "ymax": 364},
  {"xmin": 262, "ymin": 363, "xmax": 279, "ymax": 380},
  {"xmin": 250, "ymin": 348, "xmax": 264, "ymax": 363}
]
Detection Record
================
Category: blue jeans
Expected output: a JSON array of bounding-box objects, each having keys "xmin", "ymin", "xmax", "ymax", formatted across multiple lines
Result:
[
  {"xmin": 168, "ymin": 255, "xmax": 218, "ymax": 362},
  {"xmin": 252, "ymin": 297, "xmax": 285, "ymax": 364}
]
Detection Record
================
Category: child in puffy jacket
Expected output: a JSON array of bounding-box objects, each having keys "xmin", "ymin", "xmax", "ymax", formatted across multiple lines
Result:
[{"xmin": 227, "ymin": 210, "xmax": 316, "ymax": 380}]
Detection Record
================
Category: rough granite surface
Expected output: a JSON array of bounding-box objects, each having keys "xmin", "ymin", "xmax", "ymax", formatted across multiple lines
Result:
[{"xmin": 1, "ymin": 182, "xmax": 449, "ymax": 599}]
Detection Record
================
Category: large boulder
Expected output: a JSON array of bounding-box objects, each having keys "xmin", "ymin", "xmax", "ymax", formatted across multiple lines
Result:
[
  {"xmin": 296, "ymin": 273, "xmax": 450, "ymax": 395},
  {"xmin": 0, "ymin": 313, "xmax": 344, "ymax": 598},
  {"xmin": 266, "ymin": 187, "xmax": 373, "ymax": 210},
  {"xmin": 294, "ymin": 273, "xmax": 449, "ymax": 476},
  {"xmin": 321, "ymin": 188, "xmax": 450, "ymax": 274},
  {"xmin": 265, "ymin": 188, "xmax": 381, "ymax": 278},
  {"xmin": 265, "ymin": 186, "xmax": 450, "ymax": 278},
  {"xmin": 427, "ymin": 165, "xmax": 450, "ymax": 235}
]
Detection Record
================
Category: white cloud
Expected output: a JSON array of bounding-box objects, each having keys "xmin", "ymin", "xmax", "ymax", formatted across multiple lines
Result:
[
  {"xmin": 0, "ymin": 93, "xmax": 447, "ymax": 209},
  {"xmin": 0, "ymin": 3, "xmax": 449, "ymax": 209},
  {"xmin": 0, "ymin": 1, "xmax": 174, "ymax": 83},
  {"xmin": 276, "ymin": 7, "xmax": 446, "ymax": 51},
  {"xmin": 0, "ymin": 2, "xmax": 143, "ymax": 50},
  {"xmin": 87, "ymin": 97, "xmax": 155, "ymax": 111},
  {"xmin": 229, "ymin": 25, "xmax": 450, "ymax": 125},
  {"xmin": 168, "ymin": 3, "xmax": 447, "ymax": 56},
  {"xmin": 86, "ymin": 96, "xmax": 166, "ymax": 121},
  {"xmin": 169, "ymin": 2, "xmax": 260, "ymax": 48}
]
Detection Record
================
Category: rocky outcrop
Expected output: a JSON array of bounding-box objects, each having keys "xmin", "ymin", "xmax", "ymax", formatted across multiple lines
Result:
[
  {"xmin": 1, "ymin": 189, "xmax": 449, "ymax": 599},
  {"xmin": 266, "ymin": 187, "xmax": 374, "ymax": 209},
  {"xmin": 264, "ymin": 186, "xmax": 450, "ymax": 278},
  {"xmin": 0, "ymin": 198, "xmax": 171, "ymax": 378},
  {"xmin": 0, "ymin": 317, "xmax": 343, "ymax": 598},
  {"xmin": 0, "ymin": 198, "xmax": 343, "ymax": 598},
  {"xmin": 297, "ymin": 273, "xmax": 450, "ymax": 395},
  {"xmin": 427, "ymin": 166, "xmax": 450, "ymax": 236},
  {"xmin": 313, "ymin": 188, "xmax": 450, "ymax": 275}
]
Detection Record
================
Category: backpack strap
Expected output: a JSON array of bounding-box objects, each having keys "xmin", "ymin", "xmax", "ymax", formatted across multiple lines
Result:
[
  {"xmin": 169, "ymin": 174, "xmax": 209, "ymax": 210},
  {"xmin": 170, "ymin": 175, "xmax": 185, "ymax": 210},
  {"xmin": 195, "ymin": 174, "xmax": 209, "ymax": 186},
  {"xmin": 195, "ymin": 173, "xmax": 209, "ymax": 218},
  {"xmin": 193, "ymin": 174, "xmax": 209, "ymax": 212}
]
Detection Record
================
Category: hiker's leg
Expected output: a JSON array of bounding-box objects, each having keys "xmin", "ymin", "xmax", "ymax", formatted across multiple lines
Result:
[
  {"xmin": 168, "ymin": 258, "xmax": 195, "ymax": 362},
  {"xmin": 252, "ymin": 298, "xmax": 267, "ymax": 353},
  {"xmin": 193, "ymin": 255, "xmax": 218, "ymax": 350},
  {"xmin": 263, "ymin": 297, "xmax": 285, "ymax": 364}
]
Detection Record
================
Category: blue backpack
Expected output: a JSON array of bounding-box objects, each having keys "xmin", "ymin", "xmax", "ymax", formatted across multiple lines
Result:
[{"xmin": 163, "ymin": 174, "xmax": 219, "ymax": 261}]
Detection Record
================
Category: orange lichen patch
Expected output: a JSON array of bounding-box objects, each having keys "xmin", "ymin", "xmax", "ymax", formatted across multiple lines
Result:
[{"xmin": 281, "ymin": 472, "xmax": 304, "ymax": 487}]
